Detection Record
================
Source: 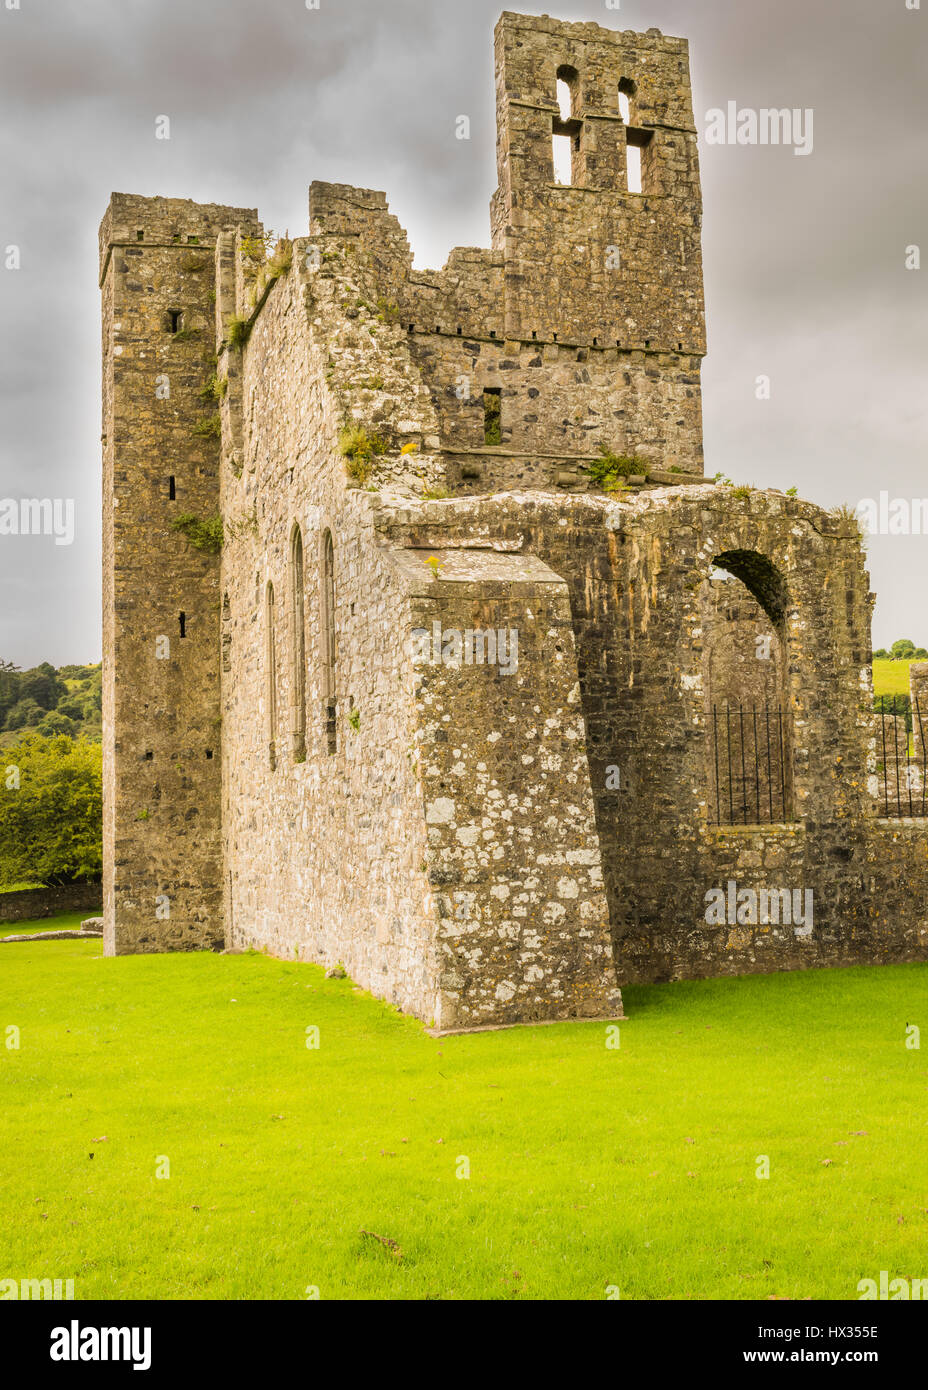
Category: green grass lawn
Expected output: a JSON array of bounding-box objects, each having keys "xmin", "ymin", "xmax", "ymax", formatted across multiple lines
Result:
[
  {"xmin": 872, "ymin": 659, "xmax": 915, "ymax": 698},
  {"xmin": 0, "ymin": 910, "xmax": 98, "ymax": 939},
  {"xmin": 1, "ymin": 926, "xmax": 926, "ymax": 1300}
]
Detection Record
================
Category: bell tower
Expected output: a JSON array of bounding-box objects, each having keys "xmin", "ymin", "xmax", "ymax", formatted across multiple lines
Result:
[{"xmin": 491, "ymin": 12, "xmax": 706, "ymax": 361}]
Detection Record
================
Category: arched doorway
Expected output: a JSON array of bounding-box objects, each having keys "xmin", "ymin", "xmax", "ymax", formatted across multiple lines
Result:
[{"xmin": 700, "ymin": 549, "xmax": 792, "ymax": 823}]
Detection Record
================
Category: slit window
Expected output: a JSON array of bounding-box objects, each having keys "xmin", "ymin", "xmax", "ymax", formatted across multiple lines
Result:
[
  {"xmin": 626, "ymin": 144, "xmax": 642, "ymax": 194},
  {"xmin": 168, "ymin": 476, "xmax": 176, "ymax": 500},
  {"xmin": 179, "ymin": 612, "xmax": 186, "ymax": 638},
  {"xmin": 552, "ymin": 132, "xmax": 573, "ymax": 185},
  {"xmin": 620, "ymin": 79, "xmax": 653, "ymax": 195},
  {"xmin": 552, "ymin": 64, "xmax": 581, "ymax": 185},
  {"xmin": 168, "ymin": 310, "xmax": 184, "ymax": 334},
  {"xmin": 221, "ymin": 592, "xmax": 232, "ymax": 672},
  {"xmin": 483, "ymin": 388, "xmax": 502, "ymax": 445}
]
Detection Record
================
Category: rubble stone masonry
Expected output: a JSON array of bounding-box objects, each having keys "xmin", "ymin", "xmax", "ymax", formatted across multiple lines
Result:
[{"xmin": 100, "ymin": 12, "xmax": 927, "ymax": 1030}]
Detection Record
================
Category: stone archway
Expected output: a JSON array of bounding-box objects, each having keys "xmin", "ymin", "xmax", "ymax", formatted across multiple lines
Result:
[{"xmin": 700, "ymin": 549, "xmax": 792, "ymax": 824}]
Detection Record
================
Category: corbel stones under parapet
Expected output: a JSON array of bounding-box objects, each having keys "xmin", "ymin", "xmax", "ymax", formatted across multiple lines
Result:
[{"xmin": 406, "ymin": 326, "xmax": 705, "ymax": 358}]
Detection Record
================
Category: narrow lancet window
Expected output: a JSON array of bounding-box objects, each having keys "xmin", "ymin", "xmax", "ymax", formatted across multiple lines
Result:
[
  {"xmin": 321, "ymin": 531, "xmax": 336, "ymax": 755},
  {"xmin": 266, "ymin": 582, "xmax": 278, "ymax": 770},
  {"xmin": 290, "ymin": 526, "xmax": 306, "ymax": 763}
]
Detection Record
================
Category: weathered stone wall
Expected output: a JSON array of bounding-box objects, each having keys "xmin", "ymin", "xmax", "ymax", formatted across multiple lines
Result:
[
  {"xmin": 378, "ymin": 483, "xmax": 927, "ymax": 984},
  {"xmin": 100, "ymin": 194, "xmax": 259, "ymax": 955},
  {"xmin": 0, "ymin": 883, "xmax": 103, "ymax": 923},
  {"xmin": 911, "ymin": 662, "xmax": 928, "ymax": 763},
  {"xmin": 217, "ymin": 222, "xmax": 440, "ymax": 1018},
  {"xmin": 101, "ymin": 11, "xmax": 928, "ymax": 1025},
  {"xmin": 303, "ymin": 11, "xmax": 707, "ymax": 486},
  {"xmin": 393, "ymin": 545, "xmax": 622, "ymax": 1028},
  {"xmin": 491, "ymin": 14, "xmax": 705, "ymax": 352},
  {"xmin": 216, "ymin": 219, "xmax": 621, "ymax": 1027}
]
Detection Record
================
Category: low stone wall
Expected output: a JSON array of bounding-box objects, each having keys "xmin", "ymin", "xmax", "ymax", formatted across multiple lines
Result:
[{"xmin": 0, "ymin": 883, "xmax": 103, "ymax": 923}]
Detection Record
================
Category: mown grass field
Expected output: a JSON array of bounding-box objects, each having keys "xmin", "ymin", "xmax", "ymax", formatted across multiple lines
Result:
[
  {"xmin": 872, "ymin": 659, "xmax": 915, "ymax": 698},
  {"xmin": 2, "ymin": 922, "xmax": 926, "ymax": 1300},
  {"xmin": 0, "ymin": 910, "xmax": 94, "ymax": 939}
]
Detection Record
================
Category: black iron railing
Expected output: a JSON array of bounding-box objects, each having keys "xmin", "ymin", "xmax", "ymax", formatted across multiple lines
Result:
[
  {"xmin": 709, "ymin": 704, "xmax": 790, "ymax": 825},
  {"xmin": 874, "ymin": 693, "xmax": 927, "ymax": 818}
]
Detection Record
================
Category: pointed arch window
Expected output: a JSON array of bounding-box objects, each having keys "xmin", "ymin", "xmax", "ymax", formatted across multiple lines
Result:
[
  {"xmin": 290, "ymin": 526, "xmax": 306, "ymax": 763},
  {"xmin": 321, "ymin": 530, "xmax": 337, "ymax": 755},
  {"xmin": 266, "ymin": 581, "xmax": 278, "ymax": 771}
]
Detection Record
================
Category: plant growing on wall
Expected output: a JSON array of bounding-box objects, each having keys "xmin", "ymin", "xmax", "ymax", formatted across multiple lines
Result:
[
  {"xmin": 199, "ymin": 374, "xmax": 228, "ymax": 402},
  {"xmin": 830, "ymin": 502, "xmax": 864, "ymax": 535},
  {"xmin": 192, "ymin": 414, "xmax": 222, "ymax": 439},
  {"xmin": 226, "ymin": 314, "xmax": 252, "ymax": 349},
  {"xmin": 240, "ymin": 232, "xmax": 293, "ymax": 305},
  {"xmin": 339, "ymin": 425, "xmax": 387, "ymax": 485},
  {"xmin": 586, "ymin": 446, "xmax": 651, "ymax": 492},
  {"xmin": 171, "ymin": 514, "xmax": 224, "ymax": 555}
]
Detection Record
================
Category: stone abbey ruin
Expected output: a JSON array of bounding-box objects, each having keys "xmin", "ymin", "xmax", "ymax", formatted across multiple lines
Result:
[{"xmin": 101, "ymin": 11, "xmax": 928, "ymax": 1032}]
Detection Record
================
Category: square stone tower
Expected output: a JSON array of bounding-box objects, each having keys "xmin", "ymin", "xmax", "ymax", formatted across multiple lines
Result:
[
  {"xmin": 490, "ymin": 13, "xmax": 706, "ymax": 359},
  {"xmin": 99, "ymin": 195, "xmax": 260, "ymax": 954}
]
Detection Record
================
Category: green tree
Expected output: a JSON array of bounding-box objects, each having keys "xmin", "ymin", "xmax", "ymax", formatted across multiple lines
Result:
[
  {"xmin": 84, "ymin": 667, "xmax": 102, "ymax": 715},
  {"xmin": 0, "ymin": 735, "xmax": 102, "ymax": 886},
  {"xmin": 37, "ymin": 710, "xmax": 78, "ymax": 738},
  {"xmin": 56, "ymin": 696, "xmax": 86, "ymax": 721},
  {"xmin": 0, "ymin": 660, "xmax": 20, "ymax": 722},
  {"xmin": 890, "ymin": 639, "xmax": 917, "ymax": 660},
  {"xmin": 59, "ymin": 663, "xmax": 96, "ymax": 683},
  {"xmin": 18, "ymin": 662, "xmax": 64, "ymax": 711},
  {"xmin": 4, "ymin": 696, "xmax": 45, "ymax": 731}
]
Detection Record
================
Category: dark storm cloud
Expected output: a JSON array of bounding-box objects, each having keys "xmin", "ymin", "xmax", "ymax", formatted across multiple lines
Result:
[{"xmin": 0, "ymin": 0, "xmax": 925, "ymax": 664}]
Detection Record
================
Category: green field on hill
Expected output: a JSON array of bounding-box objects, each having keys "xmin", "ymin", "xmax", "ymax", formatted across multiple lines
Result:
[{"xmin": 872, "ymin": 659, "xmax": 915, "ymax": 699}]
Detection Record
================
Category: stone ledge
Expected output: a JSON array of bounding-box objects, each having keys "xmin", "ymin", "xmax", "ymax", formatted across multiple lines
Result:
[
  {"xmin": 703, "ymin": 822, "xmax": 804, "ymax": 837},
  {"xmin": 426, "ymin": 1012, "xmax": 627, "ymax": 1038},
  {"xmin": 0, "ymin": 930, "xmax": 103, "ymax": 942}
]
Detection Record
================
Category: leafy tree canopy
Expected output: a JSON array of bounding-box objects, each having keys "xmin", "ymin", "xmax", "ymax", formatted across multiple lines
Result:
[{"xmin": 0, "ymin": 735, "xmax": 102, "ymax": 886}]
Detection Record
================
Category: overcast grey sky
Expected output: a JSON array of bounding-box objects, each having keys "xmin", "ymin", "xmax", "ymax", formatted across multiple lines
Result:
[{"xmin": 0, "ymin": 0, "xmax": 925, "ymax": 666}]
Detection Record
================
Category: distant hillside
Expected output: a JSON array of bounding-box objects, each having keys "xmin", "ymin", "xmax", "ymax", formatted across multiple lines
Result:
[{"xmin": 0, "ymin": 661, "xmax": 101, "ymax": 749}]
